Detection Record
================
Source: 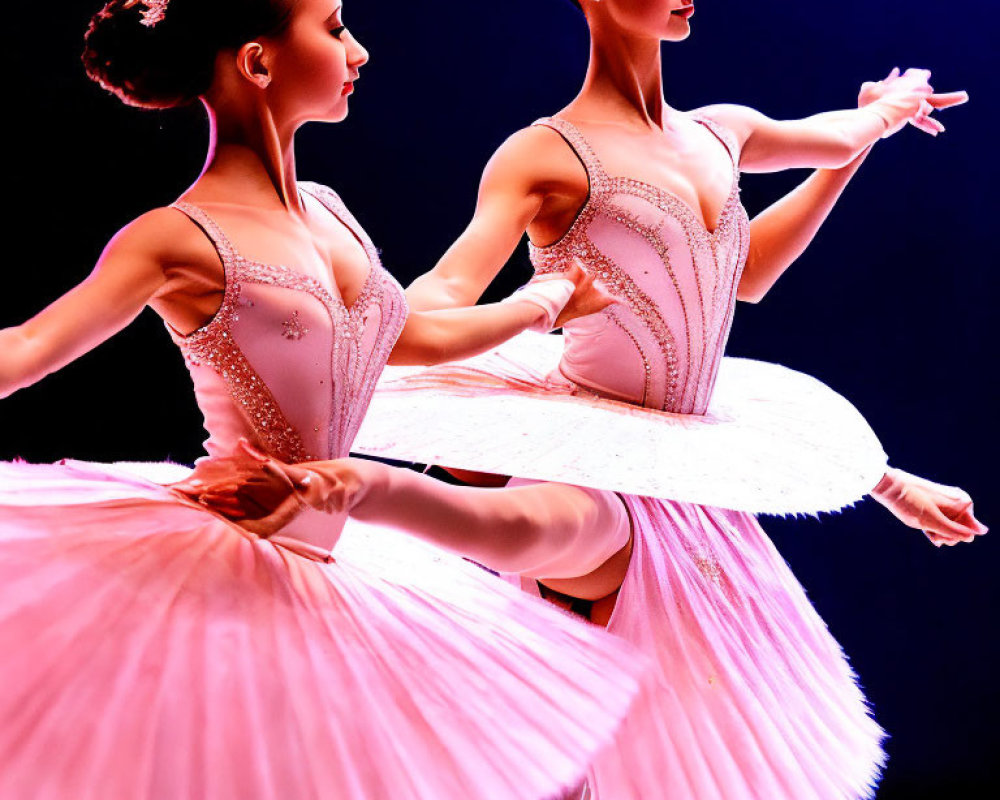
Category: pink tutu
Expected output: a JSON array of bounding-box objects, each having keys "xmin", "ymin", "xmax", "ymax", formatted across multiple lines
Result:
[
  {"xmin": 351, "ymin": 331, "xmax": 889, "ymax": 798},
  {"xmin": 0, "ymin": 459, "xmax": 642, "ymax": 800},
  {"xmin": 348, "ymin": 116, "xmax": 890, "ymax": 799},
  {"xmin": 507, "ymin": 495, "xmax": 885, "ymax": 799},
  {"xmin": 349, "ymin": 326, "xmax": 889, "ymax": 800}
]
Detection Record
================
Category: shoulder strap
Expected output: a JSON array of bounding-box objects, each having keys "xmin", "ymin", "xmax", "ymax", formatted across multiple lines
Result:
[
  {"xmin": 170, "ymin": 202, "xmax": 241, "ymax": 267},
  {"xmin": 690, "ymin": 115, "xmax": 741, "ymax": 172},
  {"xmin": 532, "ymin": 116, "xmax": 609, "ymax": 188},
  {"xmin": 299, "ymin": 181, "xmax": 348, "ymax": 219},
  {"xmin": 299, "ymin": 181, "xmax": 381, "ymax": 265}
]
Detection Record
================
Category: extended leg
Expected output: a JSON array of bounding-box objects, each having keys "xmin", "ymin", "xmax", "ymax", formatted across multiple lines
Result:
[{"xmin": 350, "ymin": 462, "xmax": 630, "ymax": 580}]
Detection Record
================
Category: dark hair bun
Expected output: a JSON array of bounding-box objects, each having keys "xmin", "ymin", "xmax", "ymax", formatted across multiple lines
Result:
[
  {"xmin": 82, "ymin": 1, "xmax": 216, "ymax": 109},
  {"xmin": 82, "ymin": 0, "xmax": 292, "ymax": 110}
]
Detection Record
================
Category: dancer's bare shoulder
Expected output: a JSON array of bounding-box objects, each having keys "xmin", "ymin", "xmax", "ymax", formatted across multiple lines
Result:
[
  {"xmin": 112, "ymin": 206, "xmax": 228, "ymax": 333},
  {"xmin": 485, "ymin": 125, "xmax": 589, "ymax": 202},
  {"xmin": 0, "ymin": 206, "xmax": 226, "ymax": 396},
  {"xmin": 108, "ymin": 207, "xmax": 213, "ymax": 271},
  {"xmin": 483, "ymin": 125, "xmax": 590, "ymax": 247},
  {"xmin": 689, "ymin": 103, "xmax": 764, "ymax": 146}
]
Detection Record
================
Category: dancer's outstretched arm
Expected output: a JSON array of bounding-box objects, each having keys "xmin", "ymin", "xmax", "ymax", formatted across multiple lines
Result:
[
  {"xmin": 738, "ymin": 148, "xmax": 871, "ymax": 303},
  {"xmin": 737, "ymin": 70, "xmax": 965, "ymax": 300},
  {"xmin": 180, "ymin": 442, "xmax": 985, "ymax": 553},
  {"xmin": 406, "ymin": 69, "xmax": 967, "ymax": 312},
  {"xmin": 177, "ymin": 442, "xmax": 631, "ymax": 580},
  {"xmin": 0, "ymin": 209, "xmax": 197, "ymax": 399},
  {"xmin": 702, "ymin": 69, "xmax": 968, "ymax": 172}
]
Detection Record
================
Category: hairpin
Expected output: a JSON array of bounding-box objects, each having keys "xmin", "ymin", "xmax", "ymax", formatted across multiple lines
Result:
[{"xmin": 123, "ymin": 0, "xmax": 170, "ymax": 28}]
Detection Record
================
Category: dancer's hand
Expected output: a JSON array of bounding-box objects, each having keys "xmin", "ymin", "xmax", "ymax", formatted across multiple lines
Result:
[
  {"xmin": 171, "ymin": 441, "xmax": 362, "ymax": 537},
  {"xmin": 871, "ymin": 467, "xmax": 988, "ymax": 546},
  {"xmin": 535, "ymin": 260, "xmax": 617, "ymax": 330},
  {"xmin": 859, "ymin": 67, "xmax": 968, "ymax": 137},
  {"xmin": 171, "ymin": 441, "xmax": 308, "ymax": 535}
]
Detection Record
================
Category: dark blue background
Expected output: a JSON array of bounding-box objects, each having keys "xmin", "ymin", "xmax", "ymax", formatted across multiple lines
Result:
[{"xmin": 5, "ymin": 2, "xmax": 997, "ymax": 795}]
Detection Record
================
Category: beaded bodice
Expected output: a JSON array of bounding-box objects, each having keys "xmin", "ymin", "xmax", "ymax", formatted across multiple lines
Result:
[
  {"xmin": 530, "ymin": 117, "xmax": 749, "ymax": 415},
  {"xmin": 169, "ymin": 182, "xmax": 407, "ymax": 467}
]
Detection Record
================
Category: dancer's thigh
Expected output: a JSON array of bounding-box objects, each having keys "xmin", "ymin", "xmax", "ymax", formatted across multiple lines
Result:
[{"xmin": 507, "ymin": 477, "xmax": 632, "ymax": 595}]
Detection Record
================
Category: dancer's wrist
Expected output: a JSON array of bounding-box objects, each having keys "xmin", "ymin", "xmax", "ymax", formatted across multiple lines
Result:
[
  {"xmin": 860, "ymin": 105, "xmax": 893, "ymax": 138},
  {"xmin": 307, "ymin": 458, "xmax": 383, "ymax": 515},
  {"xmin": 290, "ymin": 467, "xmax": 330, "ymax": 510},
  {"xmin": 502, "ymin": 278, "xmax": 575, "ymax": 332},
  {"xmin": 870, "ymin": 467, "xmax": 903, "ymax": 504}
]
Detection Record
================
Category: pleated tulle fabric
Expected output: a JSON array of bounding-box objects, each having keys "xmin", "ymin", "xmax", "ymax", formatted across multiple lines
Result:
[
  {"xmin": 0, "ymin": 460, "xmax": 643, "ymax": 800},
  {"xmin": 512, "ymin": 494, "xmax": 885, "ymax": 800}
]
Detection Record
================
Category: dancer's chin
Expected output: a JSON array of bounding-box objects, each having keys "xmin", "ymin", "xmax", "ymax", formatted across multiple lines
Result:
[
  {"xmin": 663, "ymin": 14, "xmax": 693, "ymax": 42},
  {"xmin": 323, "ymin": 100, "xmax": 351, "ymax": 124},
  {"xmin": 663, "ymin": 26, "xmax": 692, "ymax": 43}
]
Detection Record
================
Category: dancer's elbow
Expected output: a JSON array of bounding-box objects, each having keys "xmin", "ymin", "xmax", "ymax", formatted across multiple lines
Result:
[{"xmin": 0, "ymin": 327, "xmax": 45, "ymax": 399}]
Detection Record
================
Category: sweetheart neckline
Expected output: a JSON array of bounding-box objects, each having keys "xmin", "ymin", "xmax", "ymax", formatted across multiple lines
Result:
[
  {"xmin": 169, "ymin": 195, "xmax": 380, "ymax": 341},
  {"xmin": 529, "ymin": 170, "xmax": 743, "ymax": 257}
]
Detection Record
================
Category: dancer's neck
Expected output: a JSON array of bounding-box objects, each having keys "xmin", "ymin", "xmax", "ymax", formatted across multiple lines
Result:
[
  {"xmin": 568, "ymin": 29, "xmax": 674, "ymax": 131},
  {"xmin": 191, "ymin": 99, "xmax": 305, "ymax": 215}
]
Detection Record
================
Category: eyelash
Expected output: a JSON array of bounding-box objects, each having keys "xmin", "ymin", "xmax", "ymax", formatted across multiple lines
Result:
[{"xmin": 330, "ymin": 26, "xmax": 346, "ymax": 38}]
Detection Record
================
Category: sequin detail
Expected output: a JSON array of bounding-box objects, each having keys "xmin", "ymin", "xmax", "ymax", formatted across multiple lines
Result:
[
  {"xmin": 303, "ymin": 183, "xmax": 408, "ymax": 455},
  {"xmin": 690, "ymin": 546, "xmax": 724, "ymax": 586},
  {"xmin": 169, "ymin": 183, "xmax": 407, "ymax": 464},
  {"xmin": 168, "ymin": 204, "xmax": 313, "ymax": 464},
  {"xmin": 282, "ymin": 311, "xmax": 309, "ymax": 341},
  {"xmin": 529, "ymin": 115, "xmax": 750, "ymax": 415}
]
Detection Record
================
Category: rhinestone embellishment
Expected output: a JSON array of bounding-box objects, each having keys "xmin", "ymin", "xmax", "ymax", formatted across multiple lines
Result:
[
  {"xmin": 282, "ymin": 310, "xmax": 309, "ymax": 341},
  {"xmin": 169, "ymin": 185, "xmax": 407, "ymax": 465},
  {"xmin": 527, "ymin": 115, "xmax": 749, "ymax": 415},
  {"xmin": 691, "ymin": 548, "xmax": 724, "ymax": 585}
]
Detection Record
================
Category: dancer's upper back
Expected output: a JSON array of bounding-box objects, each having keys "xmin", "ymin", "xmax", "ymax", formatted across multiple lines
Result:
[{"xmin": 529, "ymin": 116, "xmax": 749, "ymax": 414}]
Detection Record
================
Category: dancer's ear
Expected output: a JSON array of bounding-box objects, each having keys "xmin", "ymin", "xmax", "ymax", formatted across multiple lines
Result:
[{"xmin": 237, "ymin": 42, "xmax": 272, "ymax": 90}]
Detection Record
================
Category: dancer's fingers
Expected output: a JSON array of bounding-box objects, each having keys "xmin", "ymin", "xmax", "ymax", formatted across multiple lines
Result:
[
  {"xmin": 196, "ymin": 487, "xmax": 239, "ymax": 506},
  {"xmin": 536, "ymin": 261, "xmax": 584, "ymax": 285},
  {"xmin": 967, "ymin": 514, "xmax": 989, "ymax": 536},
  {"xmin": 902, "ymin": 67, "xmax": 933, "ymax": 82},
  {"xmin": 924, "ymin": 507, "xmax": 978, "ymax": 542},
  {"xmin": 927, "ymin": 90, "xmax": 969, "ymax": 109},
  {"xmin": 910, "ymin": 116, "xmax": 942, "ymax": 136},
  {"xmin": 171, "ymin": 480, "xmax": 202, "ymax": 497},
  {"xmin": 912, "ymin": 116, "xmax": 945, "ymax": 135},
  {"xmin": 237, "ymin": 438, "xmax": 270, "ymax": 462},
  {"xmin": 260, "ymin": 460, "xmax": 300, "ymax": 492},
  {"xmin": 233, "ymin": 489, "xmax": 276, "ymax": 519},
  {"xmin": 937, "ymin": 497, "xmax": 987, "ymax": 539},
  {"xmin": 199, "ymin": 487, "xmax": 240, "ymax": 503}
]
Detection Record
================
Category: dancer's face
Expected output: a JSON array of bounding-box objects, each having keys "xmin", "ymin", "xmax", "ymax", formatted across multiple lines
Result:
[
  {"xmin": 588, "ymin": 0, "xmax": 696, "ymax": 42},
  {"xmin": 267, "ymin": 0, "xmax": 369, "ymax": 123}
]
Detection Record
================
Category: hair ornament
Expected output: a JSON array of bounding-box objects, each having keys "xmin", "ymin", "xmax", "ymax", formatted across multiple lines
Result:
[{"xmin": 123, "ymin": 0, "xmax": 170, "ymax": 28}]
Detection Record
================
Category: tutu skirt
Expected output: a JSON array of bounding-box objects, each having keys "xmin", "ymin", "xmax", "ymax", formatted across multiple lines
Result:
[
  {"xmin": 0, "ymin": 459, "xmax": 642, "ymax": 800},
  {"xmin": 350, "ymin": 333, "xmax": 889, "ymax": 799},
  {"xmin": 354, "ymin": 333, "xmax": 887, "ymax": 515},
  {"xmin": 507, "ymin": 495, "xmax": 885, "ymax": 800}
]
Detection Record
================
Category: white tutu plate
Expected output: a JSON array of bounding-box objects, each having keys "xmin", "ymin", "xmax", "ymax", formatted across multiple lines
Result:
[{"xmin": 353, "ymin": 333, "xmax": 887, "ymax": 515}]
